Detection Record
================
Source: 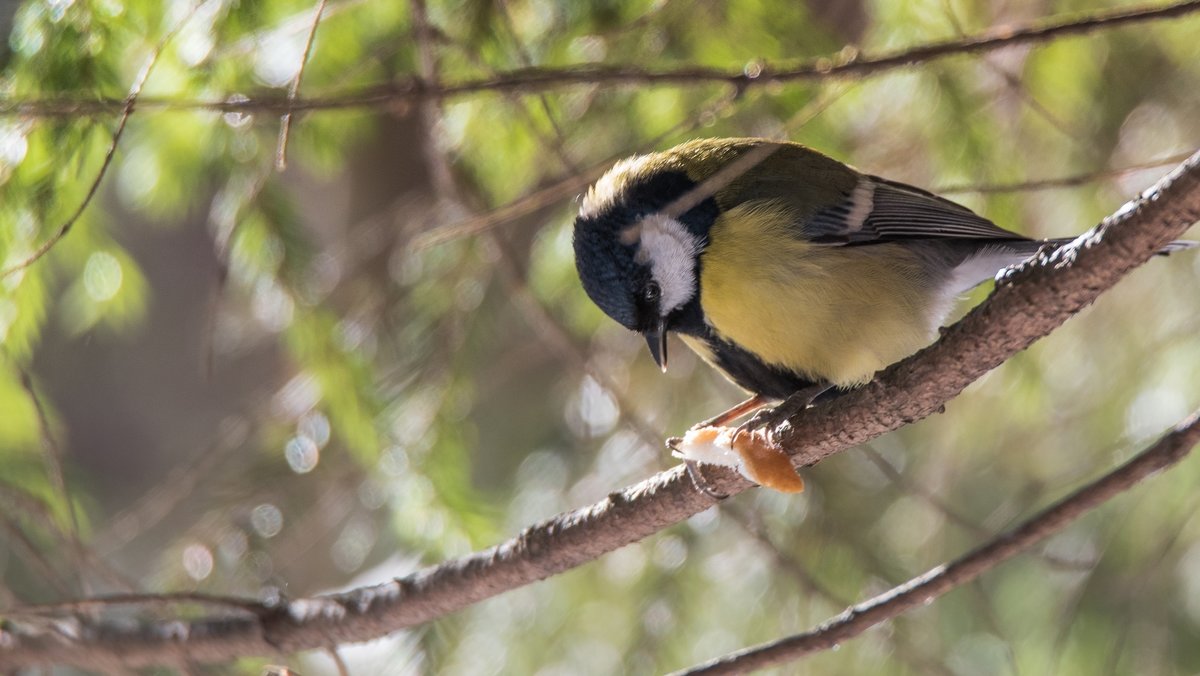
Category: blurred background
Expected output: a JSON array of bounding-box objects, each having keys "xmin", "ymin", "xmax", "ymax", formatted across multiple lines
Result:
[{"xmin": 2, "ymin": 0, "xmax": 1200, "ymax": 673}]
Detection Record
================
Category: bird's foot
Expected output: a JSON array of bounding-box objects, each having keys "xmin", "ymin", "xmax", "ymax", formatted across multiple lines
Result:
[
  {"xmin": 670, "ymin": 385, "xmax": 831, "ymax": 496},
  {"xmin": 734, "ymin": 382, "xmax": 832, "ymax": 441},
  {"xmin": 683, "ymin": 458, "xmax": 731, "ymax": 500}
]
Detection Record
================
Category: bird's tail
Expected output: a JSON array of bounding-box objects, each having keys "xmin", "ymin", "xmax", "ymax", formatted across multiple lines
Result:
[
  {"xmin": 1039, "ymin": 237, "xmax": 1197, "ymax": 256},
  {"xmin": 1155, "ymin": 240, "xmax": 1199, "ymax": 255}
]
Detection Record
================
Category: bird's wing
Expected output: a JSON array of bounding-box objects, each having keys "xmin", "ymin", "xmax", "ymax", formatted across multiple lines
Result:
[{"xmin": 804, "ymin": 175, "xmax": 1027, "ymax": 244}]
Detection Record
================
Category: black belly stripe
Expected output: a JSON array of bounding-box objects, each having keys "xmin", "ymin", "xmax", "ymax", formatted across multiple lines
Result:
[{"xmin": 699, "ymin": 332, "xmax": 821, "ymax": 400}]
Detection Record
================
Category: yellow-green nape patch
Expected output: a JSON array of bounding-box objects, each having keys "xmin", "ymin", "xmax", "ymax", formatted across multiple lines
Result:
[
  {"xmin": 667, "ymin": 138, "xmax": 859, "ymax": 218},
  {"xmin": 669, "ymin": 137, "xmax": 768, "ymax": 182}
]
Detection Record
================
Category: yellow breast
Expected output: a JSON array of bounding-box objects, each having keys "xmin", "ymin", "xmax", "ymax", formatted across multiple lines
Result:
[{"xmin": 699, "ymin": 202, "xmax": 944, "ymax": 387}]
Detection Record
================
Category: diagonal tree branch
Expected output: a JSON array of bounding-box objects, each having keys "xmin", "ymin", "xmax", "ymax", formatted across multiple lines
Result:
[
  {"xmin": 4, "ymin": 0, "xmax": 1198, "ymax": 119},
  {"xmin": 15, "ymin": 369, "xmax": 86, "ymax": 594},
  {"xmin": 937, "ymin": 149, "xmax": 1198, "ymax": 195},
  {"xmin": 2, "ymin": 152, "xmax": 1198, "ymax": 670},
  {"xmin": 672, "ymin": 409, "xmax": 1200, "ymax": 676}
]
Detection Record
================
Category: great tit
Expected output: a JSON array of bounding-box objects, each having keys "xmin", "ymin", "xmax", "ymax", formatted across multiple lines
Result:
[{"xmin": 572, "ymin": 137, "xmax": 1188, "ymax": 421}]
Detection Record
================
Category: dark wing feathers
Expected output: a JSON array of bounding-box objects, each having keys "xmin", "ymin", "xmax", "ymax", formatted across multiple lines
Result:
[
  {"xmin": 807, "ymin": 175, "xmax": 1028, "ymax": 244},
  {"xmin": 684, "ymin": 140, "xmax": 1030, "ymax": 245}
]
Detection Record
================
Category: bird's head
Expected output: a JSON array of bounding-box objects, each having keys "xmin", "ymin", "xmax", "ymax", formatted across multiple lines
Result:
[{"xmin": 572, "ymin": 152, "xmax": 719, "ymax": 371}]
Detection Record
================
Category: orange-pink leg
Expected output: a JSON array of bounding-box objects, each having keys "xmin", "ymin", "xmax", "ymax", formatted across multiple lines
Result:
[{"xmin": 692, "ymin": 394, "xmax": 773, "ymax": 429}]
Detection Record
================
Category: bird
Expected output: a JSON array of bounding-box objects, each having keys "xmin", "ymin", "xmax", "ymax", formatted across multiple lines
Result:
[{"xmin": 572, "ymin": 137, "xmax": 1192, "ymax": 442}]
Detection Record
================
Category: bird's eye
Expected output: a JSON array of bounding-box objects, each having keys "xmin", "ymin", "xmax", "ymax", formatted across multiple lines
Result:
[{"xmin": 643, "ymin": 281, "xmax": 661, "ymax": 304}]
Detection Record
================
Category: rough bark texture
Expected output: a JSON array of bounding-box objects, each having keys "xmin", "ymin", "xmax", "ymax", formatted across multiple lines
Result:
[
  {"xmin": 675, "ymin": 411, "xmax": 1200, "ymax": 675},
  {"xmin": 2, "ymin": 153, "xmax": 1198, "ymax": 670}
]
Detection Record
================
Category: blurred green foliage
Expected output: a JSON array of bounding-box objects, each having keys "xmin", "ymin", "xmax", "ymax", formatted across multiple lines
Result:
[{"xmin": 2, "ymin": 0, "xmax": 1200, "ymax": 673}]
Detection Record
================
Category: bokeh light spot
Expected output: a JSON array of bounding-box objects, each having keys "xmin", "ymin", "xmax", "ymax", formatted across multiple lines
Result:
[
  {"xmin": 298, "ymin": 411, "xmax": 331, "ymax": 448},
  {"xmin": 254, "ymin": 29, "xmax": 304, "ymax": 87},
  {"xmin": 223, "ymin": 94, "xmax": 253, "ymax": 128},
  {"xmin": 284, "ymin": 435, "xmax": 319, "ymax": 473},
  {"xmin": 252, "ymin": 278, "xmax": 294, "ymax": 331},
  {"xmin": 250, "ymin": 503, "xmax": 284, "ymax": 538},
  {"xmin": 83, "ymin": 252, "xmax": 123, "ymax": 302},
  {"xmin": 0, "ymin": 123, "xmax": 29, "ymax": 173},
  {"xmin": 182, "ymin": 543, "xmax": 214, "ymax": 581},
  {"xmin": 116, "ymin": 146, "xmax": 161, "ymax": 208}
]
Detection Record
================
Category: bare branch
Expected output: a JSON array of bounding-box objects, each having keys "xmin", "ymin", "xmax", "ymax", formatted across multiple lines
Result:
[
  {"xmin": 937, "ymin": 150, "xmax": 1197, "ymax": 195},
  {"xmin": 275, "ymin": 0, "xmax": 330, "ymax": 170},
  {"xmin": 204, "ymin": 165, "xmax": 273, "ymax": 376},
  {"xmin": 672, "ymin": 410, "xmax": 1200, "ymax": 676},
  {"xmin": 96, "ymin": 421, "xmax": 249, "ymax": 554},
  {"xmin": 5, "ymin": 0, "xmax": 1198, "ymax": 119},
  {"xmin": 724, "ymin": 505, "xmax": 971, "ymax": 676},
  {"xmin": 939, "ymin": 0, "xmax": 1086, "ymax": 146},
  {"xmin": 0, "ymin": 483, "xmax": 138, "ymax": 594},
  {"xmin": 488, "ymin": 236, "xmax": 666, "ymax": 450},
  {"xmin": 16, "ymin": 369, "xmax": 85, "ymax": 594},
  {"xmin": 414, "ymin": 8, "xmax": 666, "ymax": 457},
  {"xmin": 0, "ymin": 516, "xmax": 74, "ymax": 598},
  {"xmin": 1, "ymin": 149, "xmax": 1197, "ymax": 671},
  {"xmin": 409, "ymin": 88, "xmax": 743, "ymax": 250},
  {"xmin": 860, "ymin": 447, "xmax": 1092, "ymax": 571},
  {"xmin": 0, "ymin": 0, "xmax": 207, "ymax": 278},
  {"xmin": 410, "ymin": 0, "xmax": 457, "ymax": 202}
]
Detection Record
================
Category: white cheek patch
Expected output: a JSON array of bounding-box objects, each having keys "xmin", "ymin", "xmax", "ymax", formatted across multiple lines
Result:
[{"xmin": 637, "ymin": 213, "xmax": 701, "ymax": 313}]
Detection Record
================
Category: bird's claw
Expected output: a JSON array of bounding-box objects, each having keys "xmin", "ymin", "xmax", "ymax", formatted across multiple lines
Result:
[{"xmin": 684, "ymin": 458, "xmax": 730, "ymax": 500}]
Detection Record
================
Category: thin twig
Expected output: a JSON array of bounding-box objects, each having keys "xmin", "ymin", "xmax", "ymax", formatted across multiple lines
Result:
[
  {"xmin": 96, "ymin": 421, "xmax": 249, "ymax": 554},
  {"xmin": 671, "ymin": 410, "xmax": 1200, "ymax": 675},
  {"xmin": 410, "ymin": 88, "xmax": 742, "ymax": 250},
  {"xmin": 276, "ymin": 0, "xmax": 330, "ymax": 170},
  {"xmin": 203, "ymin": 165, "xmax": 273, "ymax": 377},
  {"xmin": 409, "ymin": 154, "xmax": 610, "ymax": 250},
  {"xmin": 413, "ymin": 86, "xmax": 1194, "ymax": 253},
  {"xmin": 493, "ymin": 0, "xmax": 579, "ymax": 172},
  {"xmin": 219, "ymin": 0, "xmax": 367, "ymax": 59},
  {"xmin": 6, "ymin": 0, "xmax": 1198, "ymax": 118},
  {"xmin": 488, "ymin": 236, "xmax": 665, "ymax": 451},
  {"xmin": 411, "ymin": 1, "xmax": 664, "ymax": 455},
  {"xmin": 723, "ymin": 506, "xmax": 957, "ymax": 676},
  {"xmin": 940, "ymin": 0, "xmax": 1086, "ymax": 146},
  {"xmin": 937, "ymin": 150, "xmax": 1197, "ymax": 194},
  {"xmin": 0, "ymin": 482, "xmax": 138, "ymax": 593},
  {"xmin": 410, "ymin": 0, "xmax": 456, "ymax": 201},
  {"xmin": 17, "ymin": 369, "xmax": 85, "ymax": 594},
  {"xmin": 0, "ymin": 517, "xmax": 74, "ymax": 598},
  {"xmin": 0, "ymin": 116, "xmax": 131, "ymax": 278},
  {"xmin": 860, "ymin": 447, "xmax": 1092, "ymax": 570},
  {"xmin": 0, "ymin": 0, "xmax": 207, "ymax": 278}
]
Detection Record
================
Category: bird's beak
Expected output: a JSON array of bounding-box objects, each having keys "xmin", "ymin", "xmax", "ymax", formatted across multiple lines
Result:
[{"xmin": 644, "ymin": 320, "xmax": 668, "ymax": 373}]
